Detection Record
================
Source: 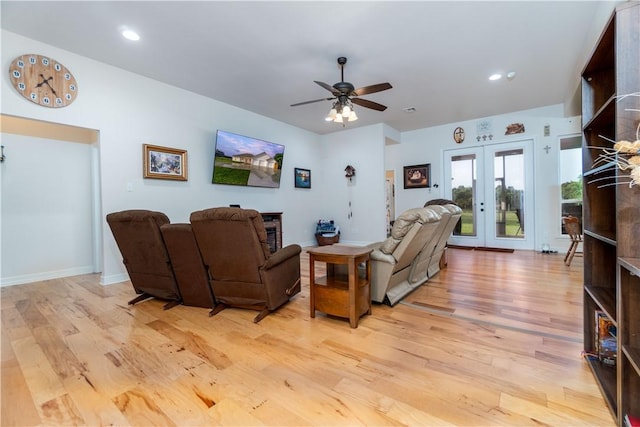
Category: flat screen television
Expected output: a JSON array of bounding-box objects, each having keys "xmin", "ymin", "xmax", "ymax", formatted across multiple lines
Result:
[{"xmin": 212, "ymin": 130, "xmax": 284, "ymax": 188}]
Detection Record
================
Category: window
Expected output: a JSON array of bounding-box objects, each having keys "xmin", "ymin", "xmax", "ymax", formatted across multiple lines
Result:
[{"xmin": 560, "ymin": 135, "xmax": 583, "ymax": 234}]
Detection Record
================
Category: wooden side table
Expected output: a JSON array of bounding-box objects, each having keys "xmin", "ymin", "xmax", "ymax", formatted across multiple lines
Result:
[{"xmin": 307, "ymin": 245, "xmax": 372, "ymax": 328}]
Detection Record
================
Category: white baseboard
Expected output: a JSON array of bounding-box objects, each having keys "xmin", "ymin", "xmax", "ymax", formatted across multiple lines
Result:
[
  {"xmin": 0, "ymin": 265, "xmax": 96, "ymax": 287},
  {"xmin": 100, "ymin": 273, "xmax": 129, "ymax": 286}
]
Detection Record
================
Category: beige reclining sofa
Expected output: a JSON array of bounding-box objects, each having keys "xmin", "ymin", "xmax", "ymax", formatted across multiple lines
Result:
[
  {"xmin": 369, "ymin": 203, "xmax": 461, "ymax": 305},
  {"xmin": 409, "ymin": 203, "xmax": 462, "ymax": 286},
  {"xmin": 368, "ymin": 206, "xmax": 442, "ymax": 305}
]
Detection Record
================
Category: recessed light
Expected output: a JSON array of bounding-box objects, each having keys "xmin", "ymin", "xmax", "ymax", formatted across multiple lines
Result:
[
  {"xmin": 489, "ymin": 73, "xmax": 502, "ymax": 81},
  {"xmin": 122, "ymin": 29, "xmax": 140, "ymax": 41},
  {"xmin": 506, "ymin": 71, "xmax": 517, "ymax": 80}
]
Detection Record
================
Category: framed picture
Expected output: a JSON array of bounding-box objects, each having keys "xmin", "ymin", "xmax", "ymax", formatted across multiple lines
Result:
[
  {"xmin": 143, "ymin": 144, "xmax": 188, "ymax": 181},
  {"xmin": 403, "ymin": 164, "xmax": 430, "ymax": 189},
  {"xmin": 294, "ymin": 167, "xmax": 311, "ymax": 188}
]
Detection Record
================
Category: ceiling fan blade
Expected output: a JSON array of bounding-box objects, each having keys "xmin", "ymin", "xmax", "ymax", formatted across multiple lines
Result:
[
  {"xmin": 290, "ymin": 97, "xmax": 334, "ymax": 107},
  {"xmin": 351, "ymin": 97, "xmax": 387, "ymax": 111},
  {"xmin": 352, "ymin": 82, "xmax": 392, "ymax": 96},
  {"xmin": 314, "ymin": 80, "xmax": 341, "ymax": 95}
]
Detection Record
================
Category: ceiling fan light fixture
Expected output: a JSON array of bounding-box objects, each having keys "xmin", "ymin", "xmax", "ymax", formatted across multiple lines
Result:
[
  {"xmin": 348, "ymin": 110, "xmax": 358, "ymax": 122},
  {"xmin": 342, "ymin": 104, "xmax": 351, "ymax": 117},
  {"xmin": 334, "ymin": 114, "xmax": 344, "ymax": 123},
  {"xmin": 326, "ymin": 107, "xmax": 338, "ymax": 121}
]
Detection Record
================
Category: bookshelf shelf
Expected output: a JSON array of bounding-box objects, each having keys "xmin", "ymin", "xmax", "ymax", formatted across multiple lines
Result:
[
  {"xmin": 586, "ymin": 357, "xmax": 618, "ymax": 415},
  {"xmin": 585, "ymin": 285, "xmax": 617, "ymax": 323},
  {"xmin": 622, "ymin": 347, "xmax": 640, "ymax": 377},
  {"xmin": 619, "ymin": 258, "xmax": 640, "ymax": 276},
  {"xmin": 582, "ymin": 3, "xmax": 640, "ymax": 425},
  {"xmin": 583, "ymin": 229, "xmax": 616, "ymax": 246}
]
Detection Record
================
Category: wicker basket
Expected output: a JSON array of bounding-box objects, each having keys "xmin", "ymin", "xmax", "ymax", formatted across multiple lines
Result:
[{"xmin": 315, "ymin": 233, "xmax": 339, "ymax": 246}]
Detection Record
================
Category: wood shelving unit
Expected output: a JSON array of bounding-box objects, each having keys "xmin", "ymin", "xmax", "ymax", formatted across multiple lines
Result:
[
  {"xmin": 260, "ymin": 212, "xmax": 282, "ymax": 253},
  {"xmin": 581, "ymin": 2, "xmax": 640, "ymax": 425}
]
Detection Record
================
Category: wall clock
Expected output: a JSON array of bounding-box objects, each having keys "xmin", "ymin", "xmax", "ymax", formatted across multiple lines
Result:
[
  {"xmin": 9, "ymin": 54, "xmax": 78, "ymax": 108},
  {"xmin": 453, "ymin": 126, "xmax": 465, "ymax": 144}
]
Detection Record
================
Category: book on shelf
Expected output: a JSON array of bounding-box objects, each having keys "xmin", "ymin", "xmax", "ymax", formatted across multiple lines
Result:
[
  {"xmin": 624, "ymin": 413, "xmax": 640, "ymax": 427},
  {"xmin": 595, "ymin": 310, "xmax": 616, "ymax": 367}
]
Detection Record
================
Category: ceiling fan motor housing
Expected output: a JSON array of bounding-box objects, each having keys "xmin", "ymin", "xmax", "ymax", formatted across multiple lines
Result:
[
  {"xmin": 290, "ymin": 55, "xmax": 391, "ymax": 113},
  {"xmin": 334, "ymin": 81, "xmax": 355, "ymax": 94}
]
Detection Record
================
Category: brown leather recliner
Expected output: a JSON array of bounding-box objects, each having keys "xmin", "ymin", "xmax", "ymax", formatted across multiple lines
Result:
[
  {"xmin": 106, "ymin": 210, "xmax": 182, "ymax": 309},
  {"xmin": 160, "ymin": 223, "xmax": 215, "ymax": 309},
  {"xmin": 190, "ymin": 207, "xmax": 302, "ymax": 323}
]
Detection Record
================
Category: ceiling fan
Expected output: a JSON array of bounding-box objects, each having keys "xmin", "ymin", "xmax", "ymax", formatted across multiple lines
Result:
[{"xmin": 291, "ymin": 57, "xmax": 392, "ymax": 123}]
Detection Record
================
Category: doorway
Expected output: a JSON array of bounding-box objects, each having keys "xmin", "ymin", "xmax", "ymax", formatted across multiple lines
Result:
[
  {"xmin": 385, "ymin": 170, "xmax": 395, "ymax": 236},
  {"xmin": 0, "ymin": 115, "xmax": 101, "ymax": 286},
  {"xmin": 443, "ymin": 139, "xmax": 534, "ymax": 250}
]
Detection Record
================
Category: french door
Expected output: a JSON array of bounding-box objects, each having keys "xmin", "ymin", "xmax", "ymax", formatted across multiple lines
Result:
[{"xmin": 443, "ymin": 139, "xmax": 534, "ymax": 250}]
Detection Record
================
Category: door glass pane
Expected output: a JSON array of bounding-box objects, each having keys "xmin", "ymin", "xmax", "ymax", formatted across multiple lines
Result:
[
  {"xmin": 494, "ymin": 149, "xmax": 524, "ymax": 239},
  {"xmin": 560, "ymin": 136, "xmax": 583, "ymax": 233},
  {"xmin": 451, "ymin": 154, "xmax": 476, "ymax": 236}
]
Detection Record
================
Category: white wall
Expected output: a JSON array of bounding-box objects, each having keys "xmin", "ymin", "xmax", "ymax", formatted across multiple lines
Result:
[
  {"xmin": 0, "ymin": 133, "xmax": 95, "ymax": 285},
  {"xmin": 1, "ymin": 28, "xmax": 587, "ymax": 287},
  {"xmin": 318, "ymin": 124, "xmax": 388, "ymax": 245},
  {"xmin": 1, "ymin": 30, "xmax": 330, "ymax": 285},
  {"xmin": 390, "ymin": 105, "xmax": 582, "ymax": 252}
]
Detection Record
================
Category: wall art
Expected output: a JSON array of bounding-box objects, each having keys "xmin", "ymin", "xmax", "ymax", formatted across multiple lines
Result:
[
  {"xmin": 143, "ymin": 144, "xmax": 188, "ymax": 181},
  {"xmin": 294, "ymin": 167, "xmax": 311, "ymax": 188},
  {"xmin": 403, "ymin": 164, "xmax": 430, "ymax": 189}
]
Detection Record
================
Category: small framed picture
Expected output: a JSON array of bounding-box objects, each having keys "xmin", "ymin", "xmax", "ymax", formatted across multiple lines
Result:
[
  {"xmin": 294, "ymin": 167, "xmax": 311, "ymax": 188},
  {"xmin": 403, "ymin": 164, "xmax": 430, "ymax": 189},
  {"xmin": 143, "ymin": 144, "xmax": 188, "ymax": 181}
]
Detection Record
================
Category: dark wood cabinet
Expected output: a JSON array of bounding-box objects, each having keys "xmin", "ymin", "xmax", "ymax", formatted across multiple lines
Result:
[
  {"xmin": 581, "ymin": 2, "xmax": 640, "ymax": 425},
  {"xmin": 261, "ymin": 212, "xmax": 282, "ymax": 253}
]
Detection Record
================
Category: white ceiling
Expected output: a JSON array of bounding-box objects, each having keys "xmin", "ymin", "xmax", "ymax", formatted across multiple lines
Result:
[{"xmin": 1, "ymin": 1, "xmax": 612, "ymax": 135}]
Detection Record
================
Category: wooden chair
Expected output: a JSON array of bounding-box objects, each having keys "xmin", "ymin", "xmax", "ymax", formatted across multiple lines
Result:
[
  {"xmin": 562, "ymin": 216, "xmax": 582, "ymax": 266},
  {"xmin": 515, "ymin": 208, "xmax": 524, "ymax": 236}
]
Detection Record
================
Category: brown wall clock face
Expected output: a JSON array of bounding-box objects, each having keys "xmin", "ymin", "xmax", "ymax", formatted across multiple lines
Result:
[{"xmin": 9, "ymin": 54, "xmax": 78, "ymax": 108}]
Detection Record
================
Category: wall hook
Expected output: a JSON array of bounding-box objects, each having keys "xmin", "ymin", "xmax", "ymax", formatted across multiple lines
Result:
[{"xmin": 0, "ymin": 145, "xmax": 5, "ymax": 162}]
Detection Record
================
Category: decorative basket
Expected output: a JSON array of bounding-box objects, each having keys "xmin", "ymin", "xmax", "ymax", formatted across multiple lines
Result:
[{"xmin": 315, "ymin": 233, "xmax": 339, "ymax": 246}]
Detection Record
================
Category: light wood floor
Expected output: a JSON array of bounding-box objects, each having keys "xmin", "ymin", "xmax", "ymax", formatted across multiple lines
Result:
[{"xmin": 1, "ymin": 248, "xmax": 613, "ymax": 426}]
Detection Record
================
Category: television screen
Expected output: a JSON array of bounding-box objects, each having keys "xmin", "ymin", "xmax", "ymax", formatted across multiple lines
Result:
[{"xmin": 212, "ymin": 130, "xmax": 284, "ymax": 188}]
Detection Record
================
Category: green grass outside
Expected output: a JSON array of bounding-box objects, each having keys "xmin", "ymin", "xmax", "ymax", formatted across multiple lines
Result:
[
  {"xmin": 212, "ymin": 165, "xmax": 250, "ymax": 185},
  {"xmin": 459, "ymin": 210, "xmax": 523, "ymax": 237}
]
